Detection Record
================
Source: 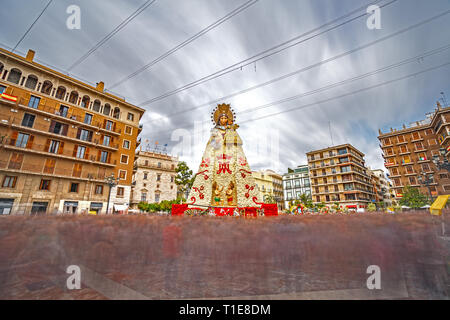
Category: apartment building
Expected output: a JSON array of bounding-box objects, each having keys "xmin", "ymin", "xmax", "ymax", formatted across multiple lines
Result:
[
  {"xmin": 377, "ymin": 102, "xmax": 450, "ymax": 201},
  {"xmin": 252, "ymin": 169, "xmax": 284, "ymax": 210},
  {"xmin": 282, "ymin": 165, "xmax": 311, "ymax": 209},
  {"xmin": 369, "ymin": 168, "xmax": 395, "ymax": 206},
  {"xmin": 0, "ymin": 48, "xmax": 145, "ymax": 214},
  {"xmin": 130, "ymin": 150, "xmax": 178, "ymax": 208},
  {"xmin": 307, "ymin": 144, "xmax": 374, "ymax": 210}
]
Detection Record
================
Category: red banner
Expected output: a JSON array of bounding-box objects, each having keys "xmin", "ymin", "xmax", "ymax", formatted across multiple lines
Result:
[
  {"xmin": 171, "ymin": 204, "xmax": 188, "ymax": 216},
  {"xmin": 214, "ymin": 207, "xmax": 234, "ymax": 216},
  {"xmin": 245, "ymin": 207, "xmax": 257, "ymax": 217},
  {"xmin": 261, "ymin": 203, "xmax": 278, "ymax": 216}
]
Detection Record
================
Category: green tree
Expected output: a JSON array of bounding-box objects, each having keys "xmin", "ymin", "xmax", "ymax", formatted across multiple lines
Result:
[
  {"xmin": 367, "ymin": 203, "xmax": 376, "ymax": 212},
  {"xmin": 299, "ymin": 193, "xmax": 313, "ymax": 208},
  {"xmin": 175, "ymin": 161, "xmax": 194, "ymax": 201},
  {"xmin": 399, "ymin": 185, "xmax": 429, "ymax": 209}
]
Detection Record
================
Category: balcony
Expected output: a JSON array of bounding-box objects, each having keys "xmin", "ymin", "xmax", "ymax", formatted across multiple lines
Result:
[
  {"xmin": 0, "ymin": 116, "xmax": 119, "ymax": 151},
  {"xmin": 7, "ymin": 96, "xmax": 122, "ymax": 136},
  {"xmin": 2, "ymin": 138, "xmax": 116, "ymax": 167}
]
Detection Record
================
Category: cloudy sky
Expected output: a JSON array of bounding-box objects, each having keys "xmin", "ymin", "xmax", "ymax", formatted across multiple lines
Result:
[{"xmin": 1, "ymin": 0, "xmax": 449, "ymax": 174}]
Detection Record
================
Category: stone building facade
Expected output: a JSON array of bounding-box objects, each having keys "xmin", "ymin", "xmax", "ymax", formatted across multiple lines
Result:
[{"xmin": 130, "ymin": 150, "xmax": 178, "ymax": 208}]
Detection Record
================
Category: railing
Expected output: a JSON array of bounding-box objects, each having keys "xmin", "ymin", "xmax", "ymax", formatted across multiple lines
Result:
[
  {"xmin": 12, "ymin": 97, "xmax": 122, "ymax": 134},
  {"xmin": 3, "ymin": 138, "xmax": 116, "ymax": 165},
  {"xmin": 0, "ymin": 116, "xmax": 119, "ymax": 150}
]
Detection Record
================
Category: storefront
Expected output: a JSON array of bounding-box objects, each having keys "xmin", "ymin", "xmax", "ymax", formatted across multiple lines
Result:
[
  {"xmin": 63, "ymin": 201, "xmax": 78, "ymax": 214},
  {"xmin": 31, "ymin": 202, "xmax": 48, "ymax": 215},
  {"xmin": 0, "ymin": 199, "xmax": 14, "ymax": 215},
  {"xmin": 89, "ymin": 202, "xmax": 103, "ymax": 215}
]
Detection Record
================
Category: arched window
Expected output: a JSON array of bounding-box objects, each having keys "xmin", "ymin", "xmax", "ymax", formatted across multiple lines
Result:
[
  {"xmin": 41, "ymin": 80, "xmax": 53, "ymax": 95},
  {"xmin": 113, "ymin": 107, "xmax": 120, "ymax": 119},
  {"xmin": 69, "ymin": 91, "xmax": 79, "ymax": 104},
  {"xmin": 81, "ymin": 95, "xmax": 90, "ymax": 108},
  {"xmin": 7, "ymin": 68, "xmax": 22, "ymax": 84},
  {"xmin": 55, "ymin": 86, "xmax": 66, "ymax": 100},
  {"xmin": 103, "ymin": 103, "xmax": 111, "ymax": 116},
  {"xmin": 93, "ymin": 99, "xmax": 101, "ymax": 112},
  {"xmin": 24, "ymin": 75, "xmax": 38, "ymax": 90}
]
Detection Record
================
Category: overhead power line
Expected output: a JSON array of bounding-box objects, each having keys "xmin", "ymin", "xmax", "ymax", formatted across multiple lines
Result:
[
  {"xmin": 138, "ymin": 0, "xmax": 396, "ymax": 105},
  {"xmin": 13, "ymin": 0, "xmax": 53, "ymax": 52},
  {"xmin": 239, "ymin": 62, "xmax": 450, "ymax": 125},
  {"xmin": 67, "ymin": 0, "xmax": 157, "ymax": 71},
  {"xmin": 147, "ymin": 43, "xmax": 450, "ymax": 136},
  {"xmin": 145, "ymin": 9, "xmax": 450, "ymax": 124},
  {"xmin": 109, "ymin": 0, "xmax": 260, "ymax": 89}
]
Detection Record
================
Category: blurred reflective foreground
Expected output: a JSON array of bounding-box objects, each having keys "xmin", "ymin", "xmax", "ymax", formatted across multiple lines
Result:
[{"xmin": 0, "ymin": 212, "xmax": 448, "ymax": 299}]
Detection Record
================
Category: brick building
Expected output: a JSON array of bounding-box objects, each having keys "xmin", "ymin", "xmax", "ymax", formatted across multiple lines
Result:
[
  {"xmin": 377, "ymin": 102, "xmax": 450, "ymax": 201},
  {"xmin": 130, "ymin": 150, "xmax": 178, "ymax": 208},
  {"xmin": 307, "ymin": 144, "xmax": 374, "ymax": 210},
  {"xmin": 0, "ymin": 48, "xmax": 144, "ymax": 214}
]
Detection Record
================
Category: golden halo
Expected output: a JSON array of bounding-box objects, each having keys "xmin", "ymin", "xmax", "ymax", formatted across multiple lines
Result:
[{"xmin": 212, "ymin": 103, "xmax": 235, "ymax": 125}]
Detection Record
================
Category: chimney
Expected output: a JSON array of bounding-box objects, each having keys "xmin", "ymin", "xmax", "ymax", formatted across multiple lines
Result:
[
  {"xmin": 96, "ymin": 81, "xmax": 104, "ymax": 92},
  {"xmin": 25, "ymin": 49, "xmax": 35, "ymax": 62}
]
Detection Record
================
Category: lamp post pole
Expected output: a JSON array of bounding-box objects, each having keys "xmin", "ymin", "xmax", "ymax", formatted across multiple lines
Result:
[
  {"xmin": 105, "ymin": 174, "xmax": 119, "ymax": 215},
  {"xmin": 417, "ymin": 172, "xmax": 434, "ymax": 203},
  {"xmin": 432, "ymin": 147, "xmax": 450, "ymax": 172}
]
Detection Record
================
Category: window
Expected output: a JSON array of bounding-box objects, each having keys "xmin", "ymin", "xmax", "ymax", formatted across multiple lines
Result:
[
  {"xmin": 16, "ymin": 133, "xmax": 29, "ymax": 148},
  {"xmin": 103, "ymin": 135, "xmax": 111, "ymax": 147},
  {"xmin": 117, "ymin": 187, "xmax": 124, "ymax": 197},
  {"xmin": 7, "ymin": 68, "xmax": 21, "ymax": 84},
  {"xmin": 120, "ymin": 155, "xmax": 128, "ymax": 164},
  {"xmin": 95, "ymin": 185, "xmax": 103, "ymax": 194},
  {"xmin": 93, "ymin": 100, "xmax": 101, "ymax": 112},
  {"xmin": 8, "ymin": 153, "xmax": 23, "ymax": 169},
  {"xmin": 84, "ymin": 113, "xmax": 93, "ymax": 125},
  {"xmin": 399, "ymin": 145, "xmax": 408, "ymax": 153},
  {"xmin": 39, "ymin": 179, "xmax": 51, "ymax": 190},
  {"xmin": 155, "ymin": 193, "xmax": 160, "ymax": 202},
  {"xmin": 408, "ymin": 176, "xmax": 417, "ymax": 185},
  {"xmin": 157, "ymin": 162, "xmax": 161, "ymax": 168},
  {"xmin": 76, "ymin": 146, "xmax": 86, "ymax": 159},
  {"xmin": 105, "ymin": 120, "xmax": 113, "ymax": 131},
  {"xmin": 141, "ymin": 192, "xmax": 147, "ymax": 202},
  {"xmin": 48, "ymin": 140, "xmax": 60, "ymax": 153},
  {"xmin": 78, "ymin": 129, "xmax": 92, "ymax": 141},
  {"xmin": 383, "ymin": 138, "xmax": 391, "ymax": 146},
  {"xmin": 69, "ymin": 183, "xmax": 79, "ymax": 193},
  {"xmin": 119, "ymin": 170, "xmax": 126, "ymax": 180},
  {"xmin": 31, "ymin": 202, "xmax": 48, "ymax": 214},
  {"xmin": 72, "ymin": 163, "xmax": 82, "ymax": 177},
  {"xmin": 415, "ymin": 142, "xmax": 424, "ymax": 151},
  {"xmin": 337, "ymin": 148, "xmax": 347, "ymax": 155},
  {"xmin": 123, "ymin": 140, "xmax": 130, "ymax": 149},
  {"xmin": 0, "ymin": 85, "xmax": 5, "ymax": 94},
  {"xmin": 49, "ymin": 121, "xmax": 68, "ymax": 136},
  {"xmin": 21, "ymin": 113, "xmax": 35, "ymax": 128},
  {"xmin": 100, "ymin": 151, "xmax": 109, "ymax": 163},
  {"xmin": 59, "ymin": 105, "xmax": 69, "ymax": 117},
  {"xmin": 425, "ymin": 129, "xmax": 433, "ymax": 135},
  {"xmin": 171, "ymin": 176, "xmax": 174, "ymax": 183},
  {"xmin": 43, "ymin": 159, "xmax": 56, "ymax": 174},
  {"xmin": 81, "ymin": 95, "xmax": 90, "ymax": 108},
  {"xmin": 397, "ymin": 135, "xmax": 406, "ymax": 143},
  {"xmin": 341, "ymin": 166, "xmax": 351, "ymax": 173},
  {"xmin": 2, "ymin": 176, "xmax": 17, "ymax": 188},
  {"xmin": 422, "ymin": 163, "xmax": 430, "ymax": 172},
  {"xmin": 428, "ymin": 139, "xmax": 437, "ymax": 146},
  {"xmin": 127, "ymin": 113, "xmax": 134, "ymax": 121},
  {"xmin": 125, "ymin": 126, "xmax": 132, "ymax": 135},
  {"xmin": 402, "ymin": 155, "xmax": 411, "ymax": 164},
  {"xmin": 24, "ymin": 75, "xmax": 38, "ymax": 90},
  {"xmin": 439, "ymin": 173, "xmax": 448, "ymax": 179},
  {"xmin": 411, "ymin": 132, "xmax": 421, "ymax": 140},
  {"xmin": 156, "ymin": 174, "xmax": 161, "ymax": 182},
  {"xmin": 28, "ymin": 95, "xmax": 40, "ymax": 109},
  {"xmin": 143, "ymin": 173, "xmax": 148, "ymax": 180}
]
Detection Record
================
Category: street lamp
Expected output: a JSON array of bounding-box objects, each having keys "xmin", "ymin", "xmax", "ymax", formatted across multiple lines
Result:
[
  {"xmin": 432, "ymin": 147, "xmax": 450, "ymax": 172},
  {"xmin": 417, "ymin": 172, "xmax": 434, "ymax": 203},
  {"xmin": 105, "ymin": 173, "xmax": 120, "ymax": 215}
]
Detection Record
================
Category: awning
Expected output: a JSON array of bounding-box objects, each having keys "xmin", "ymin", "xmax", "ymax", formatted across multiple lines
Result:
[
  {"xmin": 114, "ymin": 204, "xmax": 128, "ymax": 211},
  {"xmin": 346, "ymin": 205, "xmax": 357, "ymax": 208}
]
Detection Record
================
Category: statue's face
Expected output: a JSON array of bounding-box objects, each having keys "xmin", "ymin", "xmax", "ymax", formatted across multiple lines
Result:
[{"xmin": 219, "ymin": 115, "xmax": 228, "ymax": 126}]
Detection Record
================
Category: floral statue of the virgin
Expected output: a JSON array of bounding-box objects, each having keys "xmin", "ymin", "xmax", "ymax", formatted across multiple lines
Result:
[{"xmin": 187, "ymin": 103, "xmax": 260, "ymax": 208}]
